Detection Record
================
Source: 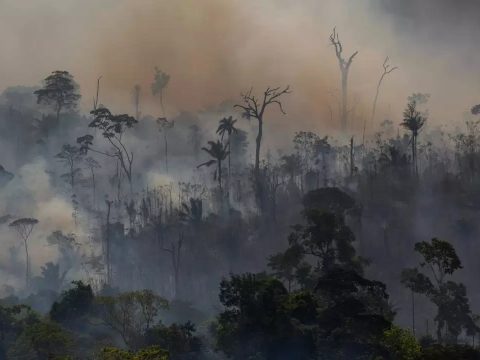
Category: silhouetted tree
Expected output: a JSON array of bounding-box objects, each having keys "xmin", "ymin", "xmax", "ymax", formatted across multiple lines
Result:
[
  {"xmin": 157, "ymin": 117, "xmax": 174, "ymax": 173},
  {"xmin": 151, "ymin": 67, "xmax": 170, "ymax": 117},
  {"xmin": 9, "ymin": 218, "xmax": 39, "ymax": 288},
  {"xmin": 34, "ymin": 70, "xmax": 81, "ymax": 124},
  {"xmin": 234, "ymin": 86, "xmax": 290, "ymax": 178},
  {"xmin": 401, "ymin": 99, "xmax": 427, "ymax": 175},
  {"xmin": 77, "ymin": 106, "xmax": 138, "ymax": 194},
  {"xmin": 198, "ymin": 140, "xmax": 229, "ymax": 191},
  {"xmin": 55, "ymin": 144, "xmax": 82, "ymax": 189},
  {"xmin": 133, "ymin": 84, "xmax": 141, "ymax": 120},
  {"xmin": 216, "ymin": 116, "xmax": 238, "ymax": 188},
  {"xmin": 329, "ymin": 28, "xmax": 358, "ymax": 131}
]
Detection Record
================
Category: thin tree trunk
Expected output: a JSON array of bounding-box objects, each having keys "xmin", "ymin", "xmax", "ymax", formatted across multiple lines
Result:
[
  {"xmin": 412, "ymin": 290, "xmax": 416, "ymax": 337},
  {"xmin": 341, "ymin": 71, "xmax": 348, "ymax": 132},
  {"xmin": 255, "ymin": 118, "xmax": 263, "ymax": 176},
  {"xmin": 24, "ymin": 239, "xmax": 29, "ymax": 288},
  {"xmin": 164, "ymin": 132, "xmax": 168, "ymax": 173}
]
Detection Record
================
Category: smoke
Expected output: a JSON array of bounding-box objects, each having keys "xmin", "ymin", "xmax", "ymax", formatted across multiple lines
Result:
[
  {"xmin": 0, "ymin": 0, "xmax": 479, "ymax": 137},
  {"xmin": 0, "ymin": 158, "xmax": 92, "ymax": 291}
]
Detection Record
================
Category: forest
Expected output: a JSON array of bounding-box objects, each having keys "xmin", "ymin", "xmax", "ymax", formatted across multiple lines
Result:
[{"xmin": 1, "ymin": 0, "xmax": 480, "ymax": 359}]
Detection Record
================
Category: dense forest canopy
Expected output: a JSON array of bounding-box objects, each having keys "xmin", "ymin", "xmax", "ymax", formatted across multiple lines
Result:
[{"xmin": 0, "ymin": 0, "xmax": 479, "ymax": 359}]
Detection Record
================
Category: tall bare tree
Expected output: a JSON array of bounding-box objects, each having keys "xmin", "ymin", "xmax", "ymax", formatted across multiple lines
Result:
[
  {"xmin": 329, "ymin": 28, "xmax": 358, "ymax": 132},
  {"xmin": 9, "ymin": 218, "xmax": 38, "ymax": 288},
  {"xmin": 364, "ymin": 57, "xmax": 398, "ymax": 143},
  {"xmin": 132, "ymin": 84, "xmax": 141, "ymax": 120},
  {"xmin": 234, "ymin": 86, "xmax": 291, "ymax": 178},
  {"xmin": 157, "ymin": 117, "xmax": 175, "ymax": 173}
]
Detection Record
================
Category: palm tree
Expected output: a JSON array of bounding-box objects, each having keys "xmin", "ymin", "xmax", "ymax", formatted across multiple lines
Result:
[
  {"xmin": 197, "ymin": 140, "xmax": 229, "ymax": 190},
  {"xmin": 216, "ymin": 116, "xmax": 238, "ymax": 188},
  {"xmin": 401, "ymin": 100, "xmax": 427, "ymax": 175}
]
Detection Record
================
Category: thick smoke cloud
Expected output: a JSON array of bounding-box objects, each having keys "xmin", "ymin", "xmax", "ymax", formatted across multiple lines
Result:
[{"xmin": 0, "ymin": 0, "xmax": 479, "ymax": 136}]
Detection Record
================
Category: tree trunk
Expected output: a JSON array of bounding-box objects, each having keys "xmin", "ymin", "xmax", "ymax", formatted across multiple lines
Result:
[
  {"xmin": 341, "ymin": 70, "xmax": 348, "ymax": 132},
  {"xmin": 164, "ymin": 132, "xmax": 169, "ymax": 173},
  {"xmin": 91, "ymin": 169, "xmax": 96, "ymax": 210},
  {"xmin": 24, "ymin": 239, "xmax": 29, "ymax": 288},
  {"xmin": 255, "ymin": 118, "xmax": 263, "ymax": 177},
  {"xmin": 218, "ymin": 160, "xmax": 222, "ymax": 190},
  {"xmin": 411, "ymin": 290, "xmax": 416, "ymax": 337}
]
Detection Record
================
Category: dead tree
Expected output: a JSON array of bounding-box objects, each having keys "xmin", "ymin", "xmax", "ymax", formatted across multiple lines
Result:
[
  {"xmin": 364, "ymin": 57, "xmax": 398, "ymax": 143},
  {"xmin": 9, "ymin": 218, "xmax": 38, "ymax": 288},
  {"xmin": 162, "ymin": 232, "xmax": 183, "ymax": 299},
  {"xmin": 234, "ymin": 86, "xmax": 291, "ymax": 178},
  {"xmin": 105, "ymin": 199, "xmax": 113, "ymax": 286},
  {"xmin": 329, "ymin": 28, "xmax": 358, "ymax": 132},
  {"xmin": 133, "ymin": 85, "xmax": 141, "ymax": 120},
  {"xmin": 93, "ymin": 76, "xmax": 102, "ymax": 111}
]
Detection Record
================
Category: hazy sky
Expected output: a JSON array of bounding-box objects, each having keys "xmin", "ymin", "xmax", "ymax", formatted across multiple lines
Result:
[{"xmin": 0, "ymin": 0, "xmax": 479, "ymax": 133}]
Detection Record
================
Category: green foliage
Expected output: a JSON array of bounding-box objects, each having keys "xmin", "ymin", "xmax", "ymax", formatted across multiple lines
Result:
[
  {"xmin": 98, "ymin": 346, "xmax": 169, "ymax": 360},
  {"xmin": 144, "ymin": 321, "xmax": 200, "ymax": 357},
  {"xmin": 96, "ymin": 290, "xmax": 169, "ymax": 350},
  {"xmin": 420, "ymin": 344, "xmax": 480, "ymax": 360},
  {"xmin": 8, "ymin": 319, "xmax": 73, "ymax": 360},
  {"xmin": 382, "ymin": 326, "xmax": 421, "ymax": 360},
  {"xmin": 215, "ymin": 273, "xmax": 316, "ymax": 360},
  {"xmin": 50, "ymin": 281, "xmax": 94, "ymax": 326}
]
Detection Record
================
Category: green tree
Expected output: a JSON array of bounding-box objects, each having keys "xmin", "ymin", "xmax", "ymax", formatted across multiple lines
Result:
[
  {"xmin": 215, "ymin": 273, "xmax": 316, "ymax": 360},
  {"xmin": 50, "ymin": 281, "xmax": 94, "ymax": 327},
  {"xmin": 8, "ymin": 319, "xmax": 73, "ymax": 360},
  {"xmin": 382, "ymin": 326, "xmax": 421, "ymax": 360},
  {"xmin": 96, "ymin": 290, "xmax": 168, "ymax": 350},
  {"xmin": 34, "ymin": 70, "xmax": 81, "ymax": 124}
]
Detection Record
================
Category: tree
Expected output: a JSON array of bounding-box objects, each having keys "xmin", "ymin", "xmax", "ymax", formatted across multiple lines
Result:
[
  {"xmin": 77, "ymin": 106, "xmax": 138, "ymax": 194},
  {"xmin": 234, "ymin": 86, "xmax": 290, "ymax": 179},
  {"xmin": 151, "ymin": 67, "xmax": 170, "ymax": 117},
  {"xmin": 133, "ymin": 84, "xmax": 141, "ymax": 120},
  {"xmin": 401, "ymin": 238, "xmax": 478, "ymax": 343},
  {"xmin": 34, "ymin": 70, "xmax": 81, "ymax": 124},
  {"xmin": 366, "ymin": 57, "xmax": 398, "ymax": 143},
  {"xmin": 329, "ymin": 28, "xmax": 359, "ymax": 132},
  {"xmin": 55, "ymin": 144, "xmax": 82, "ymax": 189},
  {"xmin": 215, "ymin": 273, "xmax": 316, "ymax": 360},
  {"xmin": 216, "ymin": 116, "xmax": 238, "ymax": 190},
  {"xmin": 8, "ymin": 319, "xmax": 73, "ymax": 360},
  {"xmin": 9, "ymin": 218, "xmax": 38, "ymax": 288},
  {"xmin": 50, "ymin": 281, "xmax": 94, "ymax": 327},
  {"xmin": 157, "ymin": 118, "xmax": 174, "ymax": 174},
  {"xmin": 84, "ymin": 157, "xmax": 101, "ymax": 208},
  {"xmin": 401, "ymin": 99, "xmax": 427, "ymax": 175},
  {"xmin": 382, "ymin": 326, "xmax": 421, "ymax": 360},
  {"xmin": 96, "ymin": 290, "xmax": 168, "ymax": 350},
  {"xmin": 198, "ymin": 140, "xmax": 229, "ymax": 191}
]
